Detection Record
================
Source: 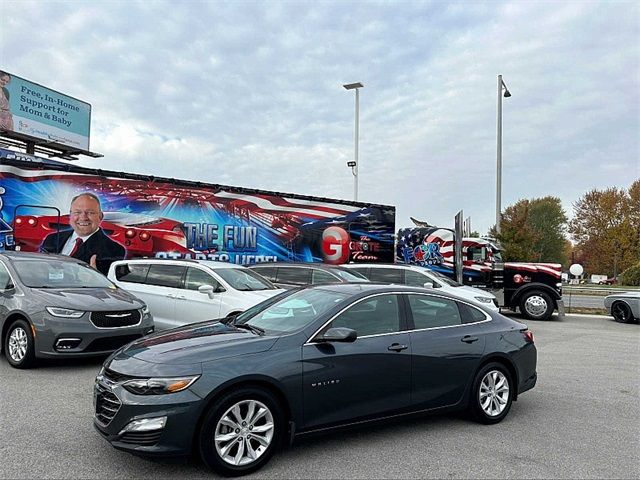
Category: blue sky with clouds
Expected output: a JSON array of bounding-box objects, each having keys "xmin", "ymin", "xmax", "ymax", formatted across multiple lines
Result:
[{"xmin": 1, "ymin": 0, "xmax": 638, "ymax": 234}]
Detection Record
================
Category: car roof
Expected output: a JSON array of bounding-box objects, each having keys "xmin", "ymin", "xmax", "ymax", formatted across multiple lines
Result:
[
  {"xmin": 249, "ymin": 263, "xmax": 352, "ymax": 271},
  {"xmin": 112, "ymin": 258, "xmax": 246, "ymax": 269},
  {"xmin": 309, "ymin": 282, "xmax": 455, "ymax": 297}
]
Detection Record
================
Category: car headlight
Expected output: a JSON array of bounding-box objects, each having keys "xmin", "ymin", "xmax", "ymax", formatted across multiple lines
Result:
[
  {"xmin": 122, "ymin": 376, "xmax": 200, "ymax": 395},
  {"xmin": 46, "ymin": 307, "xmax": 85, "ymax": 318},
  {"xmin": 140, "ymin": 304, "xmax": 150, "ymax": 316},
  {"xmin": 474, "ymin": 297, "xmax": 494, "ymax": 304}
]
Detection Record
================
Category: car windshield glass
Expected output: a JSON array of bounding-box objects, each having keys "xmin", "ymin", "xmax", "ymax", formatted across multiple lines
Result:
[
  {"xmin": 14, "ymin": 259, "xmax": 115, "ymax": 288},
  {"xmin": 334, "ymin": 269, "xmax": 369, "ymax": 282},
  {"xmin": 235, "ymin": 288, "xmax": 350, "ymax": 334},
  {"xmin": 426, "ymin": 269, "xmax": 461, "ymax": 287},
  {"xmin": 214, "ymin": 267, "xmax": 277, "ymax": 291}
]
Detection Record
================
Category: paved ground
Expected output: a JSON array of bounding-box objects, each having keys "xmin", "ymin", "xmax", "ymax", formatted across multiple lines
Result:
[{"xmin": 0, "ymin": 314, "xmax": 638, "ymax": 479}]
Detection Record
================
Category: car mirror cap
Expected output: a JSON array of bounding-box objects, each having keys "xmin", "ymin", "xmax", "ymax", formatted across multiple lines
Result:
[
  {"xmin": 198, "ymin": 284, "xmax": 215, "ymax": 294},
  {"xmin": 423, "ymin": 282, "xmax": 434, "ymax": 289},
  {"xmin": 319, "ymin": 327, "xmax": 357, "ymax": 343}
]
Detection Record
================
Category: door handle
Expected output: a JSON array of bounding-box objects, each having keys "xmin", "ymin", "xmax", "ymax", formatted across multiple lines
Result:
[
  {"xmin": 461, "ymin": 335, "xmax": 479, "ymax": 344},
  {"xmin": 175, "ymin": 295, "xmax": 187, "ymax": 300},
  {"xmin": 166, "ymin": 293, "xmax": 176, "ymax": 298},
  {"xmin": 387, "ymin": 343, "xmax": 408, "ymax": 352}
]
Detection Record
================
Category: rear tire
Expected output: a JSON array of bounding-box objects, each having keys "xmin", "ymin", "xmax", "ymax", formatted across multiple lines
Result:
[
  {"xmin": 199, "ymin": 387, "xmax": 283, "ymax": 476},
  {"xmin": 612, "ymin": 301, "xmax": 635, "ymax": 324},
  {"xmin": 519, "ymin": 291, "xmax": 554, "ymax": 320},
  {"xmin": 5, "ymin": 319, "xmax": 36, "ymax": 369},
  {"xmin": 469, "ymin": 362, "xmax": 513, "ymax": 424}
]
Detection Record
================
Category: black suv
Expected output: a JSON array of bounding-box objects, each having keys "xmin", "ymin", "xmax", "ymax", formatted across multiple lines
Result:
[{"xmin": 248, "ymin": 263, "xmax": 369, "ymax": 288}]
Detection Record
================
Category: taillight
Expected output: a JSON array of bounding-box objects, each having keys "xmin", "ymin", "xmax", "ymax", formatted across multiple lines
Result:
[
  {"xmin": 522, "ymin": 330, "xmax": 534, "ymax": 343},
  {"xmin": 27, "ymin": 217, "xmax": 38, "ymax": 226},
  {"xmin": 125, "ymin": 229, "xmax": 136, "ymax": 239},
  {"xmin": 139, "ymin": 231, "xmax": 151, "ymax": 241}
]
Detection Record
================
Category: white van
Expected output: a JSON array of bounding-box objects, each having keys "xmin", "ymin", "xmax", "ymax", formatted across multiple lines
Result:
[{"xmin": 108, "ymin": 259, "xmax": 285, "ymax": 331}]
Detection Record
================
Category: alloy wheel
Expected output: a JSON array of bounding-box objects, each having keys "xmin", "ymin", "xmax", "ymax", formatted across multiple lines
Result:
[
  {"xmin": 612, "ymin": 303, "xmax": 631, "ymax": 323},
  {"xmin": 479, "ymin": 370, "xmax": 510, "ymax": 417},
  {"xmin": 214, "ymin": 399, "xmax": 274, "ymax": 466},
  {"xmin": 8, "ymin": 327, "xmax": 28, "ymax": 362}
]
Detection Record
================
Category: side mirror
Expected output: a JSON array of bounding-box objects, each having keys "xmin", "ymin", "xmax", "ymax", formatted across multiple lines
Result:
[
  {"xmin": 423, "ymin": 282, "xmax": 434, "ymax": 289},
  {"xmin": 198, "ymin": 284, "xmax": 216, "ymax": 299},
  {"xmin": 318, "ymin": 327, "xmax": 357, "ymax": 343}
]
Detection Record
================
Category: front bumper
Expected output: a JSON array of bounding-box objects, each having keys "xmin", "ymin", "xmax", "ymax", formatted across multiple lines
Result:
[
  {"xmin": 93, "ymin": 375, "xmax": 203, "ymax": 456},
  {"xmin": 34, "ymin": 313, "xmax": 154, "ymax": 358}
]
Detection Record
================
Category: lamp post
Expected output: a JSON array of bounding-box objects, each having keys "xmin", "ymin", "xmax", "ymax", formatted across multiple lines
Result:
[
  {"xmin": 343, "ymin": 82, "xmax": 363, "ymax": 201},
  {"xmin": 496, "ymin": 74, "xmax": 511, "ymax": 234}
]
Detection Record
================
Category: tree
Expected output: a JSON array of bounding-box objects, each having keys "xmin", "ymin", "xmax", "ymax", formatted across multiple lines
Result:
[
  {"xmin": 490, "ymin": 196, "xmax": 568, "ymax": 263},
  {"xmin": 569, "ymin": 180, "xmax": 639, "ymax": 277}
]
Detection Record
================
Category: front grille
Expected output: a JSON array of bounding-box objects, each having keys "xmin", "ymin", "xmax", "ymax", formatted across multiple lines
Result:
[
  {"xmin": 95, "ymin": 382, "xmax": 121, "ymax": 426},
  {"xmin": 90, "ymin": 310, "xmax": 141, "ymax": 328},
  {"xmin": 85, "ymin": 334, "xmax": 142, "ymax": 353},
  {"xmin": 119, "ymin": 430, "xmax": 163, "ymax": 446}
]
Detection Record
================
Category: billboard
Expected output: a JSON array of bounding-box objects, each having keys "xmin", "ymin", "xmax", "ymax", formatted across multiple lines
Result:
[
  {"xmin": 0, "ymin": 160, "xmax": 396, "ymax": 265},
  {"xmin": 0, "ymin": 69, "xmax": 91, "ymax": 150}
]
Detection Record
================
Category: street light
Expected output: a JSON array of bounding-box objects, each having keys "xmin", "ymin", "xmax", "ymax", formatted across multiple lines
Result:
[
  {"xmin": 496, "ymin": 74, "xmax": 511, "ymax": 234},
  {"xmin": 343, "ymin": 82, "xmax": 363, "ymax": 201}
]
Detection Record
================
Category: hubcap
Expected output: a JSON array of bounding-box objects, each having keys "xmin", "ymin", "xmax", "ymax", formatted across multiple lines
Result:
[
  {"xmin": 214, "ymin": 399, "xmax": 274, "ymax": 466},
  {"xmin": 479, "ymin": 370, "xmax": 510, "ymax": 417},
  {"xmin": 8, "ymin": 327, "xmax": 28, "ymax": 362},
  {"xmin": 524, "ymin": 295, "xmax": 547, "ymax": 318}
]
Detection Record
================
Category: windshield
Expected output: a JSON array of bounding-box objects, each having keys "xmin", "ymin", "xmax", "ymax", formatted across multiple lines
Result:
[
  {"xmin": 214, "ymin": 267, "xmax": 277, "ymax": 291},
  {"xmin": 427, "ymin": 269, "xmax": 462, "ymax": 287},
  {"xmin": 14, "ymin": 259, "xmax": 115, "ymax": 289},
  {"xmin": 235, "ymin": 288, "xmax": 350, "ymax": 334},
  {"xmin": 334, "ymin": 269, "xmax": 370, "ymax": 282}
]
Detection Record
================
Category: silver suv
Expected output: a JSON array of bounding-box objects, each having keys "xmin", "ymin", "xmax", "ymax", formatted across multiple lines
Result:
[{"xmin": 0, "ymin": 252, "xmax": 153, "ymax": 369}]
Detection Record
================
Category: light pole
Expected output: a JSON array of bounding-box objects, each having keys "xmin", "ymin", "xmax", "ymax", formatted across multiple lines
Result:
[
  {"xmin": 343, "ymin": 82, "xmax": 363, "ymax": 201},
  {"xmin": 496, "ymin": 74, "xmax": 511, "ymax": 234}
]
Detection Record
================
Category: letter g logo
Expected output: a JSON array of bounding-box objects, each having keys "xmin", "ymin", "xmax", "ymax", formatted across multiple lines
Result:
[{"xmin": 322, "ymin": 226, "xmax": 350, "ymax": 264}]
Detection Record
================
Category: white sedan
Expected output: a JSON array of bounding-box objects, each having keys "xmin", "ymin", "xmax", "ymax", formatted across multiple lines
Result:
[{"xmin": 604, "ymin": 291, "xmax": 640, "ymax": 323}]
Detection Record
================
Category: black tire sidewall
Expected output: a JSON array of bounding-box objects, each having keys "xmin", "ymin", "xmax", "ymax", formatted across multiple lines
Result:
[
  {"xmin": 612, "ymin": 302, "xmax": 633, "ymax": 323},
  {"xmin": 520, "ymin": 291, "xmax": 554, "ymax": 320},
  {"xmin": 199, "ymin": 387, "xmax": 283, "ymax": 477},
  {"xmin": 470, "ymin": 362, "xmax": 513, "ymax": 424},
  {"xmin": 5, "ymin": 319, "xmax": 36, "ymax": 368}
]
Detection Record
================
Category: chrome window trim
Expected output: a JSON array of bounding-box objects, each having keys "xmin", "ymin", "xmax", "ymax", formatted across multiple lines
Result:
[{"xmin": 305, "ymin": 291, "xmax": 405, "ymax": 344}]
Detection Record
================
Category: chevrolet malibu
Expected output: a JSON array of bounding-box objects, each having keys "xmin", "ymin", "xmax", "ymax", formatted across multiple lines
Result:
[
  {"xmin": 94, "ymin": 283, "xmax": 537, "ymax": 476},
  {"xmin": 0, "ymin": 251, "xmax": 153, "ymax": 368}
]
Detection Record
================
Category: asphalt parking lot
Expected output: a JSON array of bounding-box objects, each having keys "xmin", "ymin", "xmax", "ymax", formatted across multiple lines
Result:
[{"xmin": 1, "ymin": 313, "xmax": 638, "ymax": 479}]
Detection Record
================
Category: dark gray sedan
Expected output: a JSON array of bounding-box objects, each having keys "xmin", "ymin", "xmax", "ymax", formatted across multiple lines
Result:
[
  {"xmin": 0, "ymin": 252, "xmax": 154, "ymax": 368},
  {"xmin": 95, "ymin": 283, "xmax": 536, "ymax": 476}
]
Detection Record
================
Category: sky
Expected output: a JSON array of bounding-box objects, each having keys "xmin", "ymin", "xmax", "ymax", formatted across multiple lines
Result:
[{"xmin": 1, "ymin": 0, "xmax": 638, "ymax": 235}]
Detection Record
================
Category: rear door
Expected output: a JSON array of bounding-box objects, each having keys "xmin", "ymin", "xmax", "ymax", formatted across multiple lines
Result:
[{"xmin": 404, "ymin": 293, "xmax": 487, "ymax": 409}]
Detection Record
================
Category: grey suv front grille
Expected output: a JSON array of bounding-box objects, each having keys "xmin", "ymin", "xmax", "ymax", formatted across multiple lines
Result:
[
  {"xmin": 90, "ymin": 310, "xmax": 141, "ymax": 328},
  {"xmin": 95, "ymin": 382, "xmax": 121, "ymax": 425}
]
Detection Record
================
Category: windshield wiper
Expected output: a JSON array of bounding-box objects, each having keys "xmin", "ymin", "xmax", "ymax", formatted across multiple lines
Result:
[{"xmin": 234, "ymin": 323, "xmax": 265, "ymax": 336}]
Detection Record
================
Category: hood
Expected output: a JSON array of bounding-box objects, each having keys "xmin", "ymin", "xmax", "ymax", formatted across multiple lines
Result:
[
  {"xmin": 505, "ymin": 262, "xmax": 562, "ymax": 278},
  {"xmin": 117, "ymin": 320, "xmax": 278, "ymax": 365},
  {"xmin": 28, "ymin": 286, "xmax": 144, "ymax": 311}
]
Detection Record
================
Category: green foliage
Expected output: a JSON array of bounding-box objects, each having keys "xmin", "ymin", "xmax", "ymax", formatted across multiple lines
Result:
[
  {"xmin": 490, "ymin": 196, "xmax": 568, "ymax": 263},
  {"xmin": 569, "ymin": 180, "xmax": 640, "ymax": 277},
  {"xmin": 620, "ymin": 262, "xmax": 640, "ymax": 286}
]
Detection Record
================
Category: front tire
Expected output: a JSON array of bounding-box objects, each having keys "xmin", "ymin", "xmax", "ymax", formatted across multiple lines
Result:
[
  {"xmin": 5, "ymin": 319, "xmax": 36, "ymax": 369},
  {"xmin": 611, "ymin": 301, "xmax": 635, "ymax": 323},
  {"xmin": 469, "ymin": 362, "xmax": 513, "ymax": 424},
  {"xmin": 199, "ymin": 387, "xmax": 283, "ymax": 477},
  {"xmin": 519, "ymin": 291, "xmax": 554, "ymax": 320}
]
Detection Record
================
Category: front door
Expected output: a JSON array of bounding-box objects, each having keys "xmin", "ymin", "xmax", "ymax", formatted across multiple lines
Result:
[{"xmin": 302, "ymin": 293, "xmax": 411, "ymax": 429}]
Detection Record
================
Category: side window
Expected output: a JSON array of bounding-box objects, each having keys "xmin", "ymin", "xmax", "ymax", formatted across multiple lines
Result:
[
  {"xmin": 145, "ymin": 264, "xmax": 186, "ymax": 288},
  {"xmin": 368, "ymin": 268, "xmax": 403, "ymax": 284},
  {"xmin": 252, "ymin": 266, "xmax": 276, "ymax": 281},
  {"xmin": 467, "ymin": 247, "xmax": 486, "ymax": 262},
  {"xmin": 404, "ymin": 270, "xmax": 441, "ymax": 288},
  {"xmin": 311, "ymin": 269, "xmax": 337, "ymax": 284},
  {"xmin": 276, "ymin": 267, "xmax": 311, "ymax": 286},
  {"xmin": 184, "ymin": 267, "xmax": 220, "ymax": 291},
  {"xmin": 459, "ymin": 302, "xmax": 489, "ymax": 324},
  {"xmin": 407, "ymin": 295, "xmax": 462, "ymax": 329},
  {"xmin": 330, "ymin": 294, "xmax": 401, "ymax": 336},
  {"xmin": 115, "ymin": 263, "xmax": 150, "ymax": 284},
  {"xmin": 0, "ymin": 262, "xmax": 13, "ymax": 289}
]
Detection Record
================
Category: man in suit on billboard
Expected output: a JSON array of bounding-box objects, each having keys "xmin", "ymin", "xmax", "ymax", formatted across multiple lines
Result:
[{"xmin": 40, "ymin": 192, "xmax": 125, "ymax": 275}]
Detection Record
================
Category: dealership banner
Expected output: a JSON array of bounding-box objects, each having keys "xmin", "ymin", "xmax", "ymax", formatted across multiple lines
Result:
[
  {"xmin": 0, "ymin": 69, "xmax": 91, "ymax": 150},
  {"xmin": 0, "ymin": 161, "xmax": 396, "ymax": 264}
]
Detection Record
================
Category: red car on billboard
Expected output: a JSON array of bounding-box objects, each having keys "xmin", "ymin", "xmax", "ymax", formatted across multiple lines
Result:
[{"xmin": 13, "ymin": 212, "xmax": 190, "ymax": 256}]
